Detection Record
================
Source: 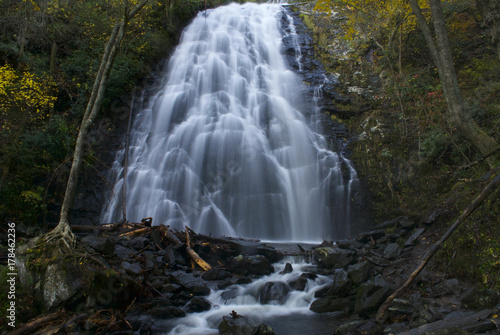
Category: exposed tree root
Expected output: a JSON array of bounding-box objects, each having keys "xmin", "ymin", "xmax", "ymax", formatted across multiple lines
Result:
[{"xmin": 44, "ymin": 222, "xmax": 76, "ymax": 251}]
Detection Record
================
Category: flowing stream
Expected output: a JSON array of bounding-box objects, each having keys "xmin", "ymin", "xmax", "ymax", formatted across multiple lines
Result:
[
  {"xmin": 160, "ymin": 257, "xmax": 338, "ymax": 335},
  {"xmin": 101, "ymin": 2, "xmax": 358, "ymax": 242}
]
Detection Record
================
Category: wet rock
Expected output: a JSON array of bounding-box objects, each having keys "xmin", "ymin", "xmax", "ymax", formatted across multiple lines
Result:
[
  {"xmin": 383, "ymin": 322, "xmax": 408, "ymax": 334},
  {"xmin": 147, "ymin": 306, "xmax": 185, "ymax": 319},
  {"xmin": 81, "ymin": 236, "xmax": 114, "ymax": 255},
  {"xmin": 169, "ymin": 270, "xmax": 210, "ymax": 296},
  {"xmin": 288, "ymin": 276, "xmax": 308, "ymax": 291},
  {"xmin": 300, "ymin": 272, "xmax": 318, "ymax": 280},
  {"xmin": 281, "ymin": 263, "xmax": 293, "ymax": 274},
  {"xmin": 336, "ymin": 239, "xmax": 363, "ymax": 250},
  {"xmin": 405, "ymin": 228, "xmax": 425, "ymax": 246},
  {"xmin": 383, "ymin": 243, "xmax": 401, "ymax": 260},
  {"xmin": 227, "ymin": 255, "xmax": 274, "ymax": 276},
  {"xmin": 356, "ymin": 229, "xmax": 386, "ymax": 244},
  {"xmin": 314, "ymin": 247, "xmax": 355, "ymax": 269},
  {"xmin": 43, "ymin": 262, "xmax": 86, "ymax": 310},
  {"xmin": 347, "ymin": 261, "xmax": 371, "ymax": 286},
  {"xmin": 121, "ymin": 261, "xmax": 142, "ymax": 275},
  {"xmin": 387, "ymin": 298, "xmax": 414, "ymax": 317},
  {"xmin": 423, "ymin": 328, "xmax": 471, "ymax": 335},
  {"xmin": 114, "ymin": 245, "xmax": 135, "ymax": 259},
  {"xmin": 354, "ymin": 276, "xmax": 391, "ymax": 316},
  {"xmin": 326, "ymin": 269, "xmax": 352, "ymax": 297},
  {"xmin": 259, "ymin": 282, "xmax": 291, "ymax": 304},
  {"xmin": 334, "ymin": 320, "xmax": 365, "ymax": 335},
  {"xmin": 218, "ymin": 315, "xmax": 275, "ymax": 335},
  {"xmin": 202, "ymin": 268, "xmax": 232, "ymax": 281},
  {"xmin": 186, "ymin": 297, "xmax": 211, "ymax": 313},
  {"xmin": 310, "ymin": 297, "xmax": 351, "ymax": 314},
  {"xmin": 462, "ymin": 289, "xmax": 500, "ymax": 309},
  {"xmin": 130, "ymin": 236, "xmax": 149, "ymax": 250},
  {"xmin": 430, "ymin": 278, "xmax": 461, "ymax": 297}
]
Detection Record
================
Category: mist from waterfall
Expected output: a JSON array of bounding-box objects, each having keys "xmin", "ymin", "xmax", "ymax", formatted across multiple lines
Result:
[{"xmin": 101, "ymin": 3, "xmax": 358, "ymax": 242}]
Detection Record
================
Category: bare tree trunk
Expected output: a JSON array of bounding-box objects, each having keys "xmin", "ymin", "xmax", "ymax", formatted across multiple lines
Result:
[
  {"xmin": 408, "ymin": 0, "xmax": 499, "ymax": 161},
  {"xmin": 47, "ymin": 0, "xmax": 150, "ymax": 247}
]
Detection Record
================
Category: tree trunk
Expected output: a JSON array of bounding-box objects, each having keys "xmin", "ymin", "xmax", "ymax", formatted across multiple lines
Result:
[
  {"xmin": 51, "ymin": 0, "xmax": 149, "ymax": 243},
  {"xmin": 408, "ymin": 0, "xmax": 499, "ymax": 160}
]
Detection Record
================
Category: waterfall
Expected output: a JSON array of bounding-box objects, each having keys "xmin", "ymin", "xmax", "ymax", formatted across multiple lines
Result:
[{"xmin": 101, "ymin": 3, "xmax": 358, "ymax": 242}]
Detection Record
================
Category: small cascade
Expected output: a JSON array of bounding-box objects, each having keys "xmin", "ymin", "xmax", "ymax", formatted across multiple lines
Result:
[
  {"xmin": 101, "ymin": 3, "xmax": 359, "ymax": 242},
  {"xmin": 161, "ymin": 259, "xmax": 338, "ymax": 335}
]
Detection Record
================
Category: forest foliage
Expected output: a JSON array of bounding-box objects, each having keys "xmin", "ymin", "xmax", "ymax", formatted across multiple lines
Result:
[
  {"xmin": 310, "ymin": 0, "xmax": 499, "ymax": 289},
  {"xmin": 0, "ymin": 0, "xmax": 230, "ymax": 226}
]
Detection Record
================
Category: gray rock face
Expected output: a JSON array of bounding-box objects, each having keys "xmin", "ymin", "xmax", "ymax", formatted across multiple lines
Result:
[
  {"xmin": 259, "ymin": 281, "xmax": 291, "ymax": 304},
  {"xmin": 405, "ymin": 227, "xmax": 425, "ymax": 246},
  {"xmin": 354, "ymin": 277, "xmax": 391, "ymax": 316},
  {"xmin": 169, "ymin": 270, "xmax": 210, "ymax": 296},
  {"xmin": 314, "ymin": 247, "xmax": 355, "ymax": 269},
  {"xmin": 327, "ymin": 269, "xmax": 352, "ymax": 297},
  {"xmin": 81, "ymin": 236, "xmax": 114, "ymax": 255},
  {"xmin": 383, "ymin": 243, "xmax": 401, "ymax": 260},
  {"xmin": 288, "ymin": 276, "xmax": 308, "ymax": 291},
  {"xmin": 347, "ymin": 261, "xmax": 371, "ymax": 286},
  {"xmin": 43, "ymin": 262, "xmax": 86, "ymax": 311},
  {"xmin": 121, "ymin": 261, "xmax": 142, "ymax": 275},
  {"xmin": 202, "ymin": 268, "xmax": 232, "ymax": 281},
  {"xmin": 310, "ymin": 296, "xmax": 351, "ymax": 314}
]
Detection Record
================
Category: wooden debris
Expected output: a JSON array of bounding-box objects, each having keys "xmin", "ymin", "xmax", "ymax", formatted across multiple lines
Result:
[
  {"xmin": 6, "ymin": 310, "xmax": 65, "ymax": 335},
  {"xmin": 185, "ymin": 226, "xmax": 212, "ymax": 271}
]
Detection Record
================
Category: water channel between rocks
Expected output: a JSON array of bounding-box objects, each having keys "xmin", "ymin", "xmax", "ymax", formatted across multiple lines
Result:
[{"xmin": 157, "ymin": 255, "xmax": 339, "ymax": 335}]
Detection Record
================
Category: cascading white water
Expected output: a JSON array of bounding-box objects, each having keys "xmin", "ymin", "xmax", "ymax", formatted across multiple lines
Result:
[
  {"xmin": 101, "ymin": 3, "xmax": 357, "ymax": 242},
  {"xmin": 162, "ymin": 258, "xmax": 336, "ymax": 335}
]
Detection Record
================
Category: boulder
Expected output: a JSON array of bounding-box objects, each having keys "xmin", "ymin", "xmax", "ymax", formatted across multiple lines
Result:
[
  {"xmin": 129, "ymin": 236, "xmax": 149, "ymax": 250},
  {"xmin": 218, "ymin": 315, "xmax": 275, "ymax": 335},
  {"xmin": 114, "ymin": 245, "xmax": 135, "ymax": 259},
  {"xmin": 81, "ymin": 236, "xmax": 114, "ymax": 255},
  {"xmin": 281, "ymin": 263, "xmax": 293, "ymax": 274},
  {"xmin": 202, "ymin": 268, "xmax": 232, "ymax": 281},
  {"xmin": 227, "ymin": 255, "xmax": 274, "ymax": 276},
  {"xmin": 310, "ymin": 296, "xmax": 351, "ymax": 314},
  {"xmin": 259, "ymin": 282, "xmax": 291, "ymax": 304},
  {"xmin": 334, "ymin": 320, "xmax": 365, "ymax": 335},
  {"xmin": 288, "ymin": 276, "xmax": 308, "ymax": 291},
  {"xmin": 186, "ymin": 297, "xmax": 211, "ymax": 313},
  {"xmin": 121, "ymin": 261, "xmax": 142, "ymax": 275},
  {"xmin": 347, "ymin": 261, "xmax": 371, "ymax": 286},
  {"xmin": 43, "ymin": 262, "xmax": 86, "ymax": 311},
  {"xmin": 314, "ymin": 247, "xmax": 355, "ymax": 269},
  {"xmin": 169, "ymin": 270, "xmax": 210, "ymax": 295},
  {"xmin": 326, "ymin": 269, "xmax": 352, "ymax": 297},
  {"xmin": 383, "ymin": 243, "xmax": 401, "ymax": 260},
  {"xmin": 354, "ymin": 276, "xmax": 391, "ymax": 316},
  {"xmin": 405, "ymin": 228, "xmax": 425, "ymax": 246}
]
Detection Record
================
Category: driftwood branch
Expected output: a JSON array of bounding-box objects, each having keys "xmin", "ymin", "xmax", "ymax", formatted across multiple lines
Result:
[
  {"xmin": 376, "ymin": 174, "xmax": 500, "ymax": 322},
  {"xmin": 184, "ymin": 226, "xmax": 211, "ymax": 271}
]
